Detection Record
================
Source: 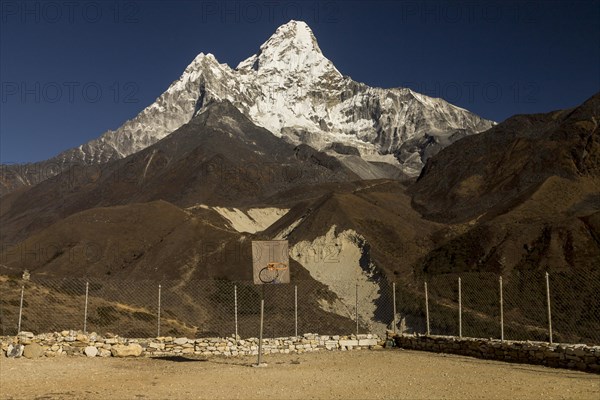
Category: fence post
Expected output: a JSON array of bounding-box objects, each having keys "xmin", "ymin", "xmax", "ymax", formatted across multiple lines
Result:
[
  {"xmin": 458, "ymin": 277, "xmax": 462, "ymax": 339},
  {"xmin": 234, "ymin": 284, "xmax": 238, "ymax": 339},
  {"xmin": 83, "ymin": 281, "xmax": 89, "ymax": 333},
  {"xmin": 424, "ymin": 281, "xmax": 430, "ymax": 336},
  {"xmin": 545, "ymin": 272, "xmax": 553, "ymax": 344},
  {"xmin": 17, "ymin": 285, "xmax": 24, "ymax": 333},
  {"xmin": 392, "ymin": 282, "xmax": 397, "ymax": 334},
  {"xmin": 499, "ymin": 276, "xmax": 504, "ymax": 342},
  {"xmin": 355, "ymin": 283, "xmax": 359, "ymax": 336},
  {"xmin": 157, "ymin": 284, "xmax": 162, "ymax": 337},
  {"xmin": 294, "ymin": 285, "xmax": 298, "ymax": 338}
]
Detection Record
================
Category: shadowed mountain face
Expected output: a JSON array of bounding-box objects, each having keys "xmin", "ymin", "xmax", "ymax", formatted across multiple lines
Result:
[
  {"xmin": 0, "ymin": 101, "xmax": 364, "ymax": 245},
  {"xmin": 412, "ymin": 92, "xmax": 600, "ymax": 224},
  {"xmin": 411, "ymin": 92, "xmax": 600, "ymax": 275}
]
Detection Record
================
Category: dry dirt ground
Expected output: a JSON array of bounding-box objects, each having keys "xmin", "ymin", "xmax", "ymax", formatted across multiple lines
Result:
[{"xmin": 1, "ymin": 349, "xmax": 598, "ymax": 400}]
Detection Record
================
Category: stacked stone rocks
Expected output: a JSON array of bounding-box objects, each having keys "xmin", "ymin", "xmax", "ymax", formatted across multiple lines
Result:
[
  {"xmin": 393, "ymin": 333, "xmax": 600, "ymax": 373},
  {"xmin": 1, "ymin": 331, "xmax": 383, "ymax": 359}
]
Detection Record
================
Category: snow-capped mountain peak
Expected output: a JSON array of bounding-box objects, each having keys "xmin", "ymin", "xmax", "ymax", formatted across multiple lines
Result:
[
  {"xmin": 3, "ymin": 20, "xmax": 495, "ymax": 194},
  {"xmin": 236, "ymin": 20, "xmax": 339, "ymax": 78},
  {"xmin": 266, "ymin": 20, "xmax": 320, "ymax": 51},
  {"xmin": 236, "ymin": 20, "xmax": 342, "ymax": 83},
  {"xmin": 75, "ymin": 20, "xmax": 494, "ymax": 171}
]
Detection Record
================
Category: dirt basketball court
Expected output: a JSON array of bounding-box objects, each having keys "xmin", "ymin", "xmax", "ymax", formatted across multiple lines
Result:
[{"xmin": 1, "ymin": 349, "xmax": 598, "ymax": 399}]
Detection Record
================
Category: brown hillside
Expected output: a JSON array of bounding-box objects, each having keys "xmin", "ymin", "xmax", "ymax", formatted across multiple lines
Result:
[{"xmin": 412, "ymin": 92, "xmax": 600, "ymax": 224}]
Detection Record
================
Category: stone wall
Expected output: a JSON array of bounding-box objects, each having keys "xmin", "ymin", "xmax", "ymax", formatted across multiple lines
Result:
[
  {"xmin": 7, "ymin": 330, "xmax": 598, "ymax": 374},
  {"xmin": 393, "ymin": 333, "xmax": 600, "ymax": 373},
  {"xmin": 1, "ymin": 331, "xmax": 383, "ymax": 359}
]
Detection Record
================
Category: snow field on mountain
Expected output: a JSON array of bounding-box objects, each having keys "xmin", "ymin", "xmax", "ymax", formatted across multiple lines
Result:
[{"xmin": 209, "ymin": 206, "xmax": 290, "ymax": 234}]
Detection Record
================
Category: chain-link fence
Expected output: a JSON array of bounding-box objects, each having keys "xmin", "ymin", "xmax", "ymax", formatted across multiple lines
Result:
[
  {"xmin": 1, "ymin": 270, "xmax": 598, "ymax": 345},
  {"xmin": 413, "ymin": 270, "xmax": 600, "ymax": 345}
]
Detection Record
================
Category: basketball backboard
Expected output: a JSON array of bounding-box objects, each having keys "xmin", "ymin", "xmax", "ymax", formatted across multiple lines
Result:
[{"xmin": 252, "ymin": 240, "xmax": 289, "ymax": 284}]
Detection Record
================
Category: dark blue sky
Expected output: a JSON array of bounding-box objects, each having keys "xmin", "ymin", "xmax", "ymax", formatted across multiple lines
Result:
[{"xmin": 1, "ymin": 0, "xmax": 599, "ymax": 163}]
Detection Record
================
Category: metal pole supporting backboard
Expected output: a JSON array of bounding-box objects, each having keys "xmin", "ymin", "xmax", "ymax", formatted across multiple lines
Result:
[
  {"xmin": 252, "ymin": 285, "xmax": 268, "ymax": 367},
  {"xmin": 251, "ymin": 240, "xmax": 289, "ymax": 367},
  {"xmin": 257, "ymin": 298, "xmax": 265, "ymax": 366}
]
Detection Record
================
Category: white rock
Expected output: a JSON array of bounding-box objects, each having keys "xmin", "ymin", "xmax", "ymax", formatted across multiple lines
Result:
[
  {"xmin": 111, "ymin": 344, "xmax": 143, "ymax": 357},
  {"xmin": 99, "ymin": 349, "xmax": 111, "ymax": 357},
  {"xmin": 358, "ymin": 339, "xmax": 378, "ymax": 346},
  {"xmin": 174, "ymin": 337, "xmax": 188, "ymax": 345},
  {"xmin": 7, "ymin": 344, "xmax": 24, "ymax": 358},
  {"xmin": 85, "ymin": 346, "xmax": 98, "ymax": 357},
  {"xmin": 339, "ymin": 340, "xmax": 359, "ymax": 347}
]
